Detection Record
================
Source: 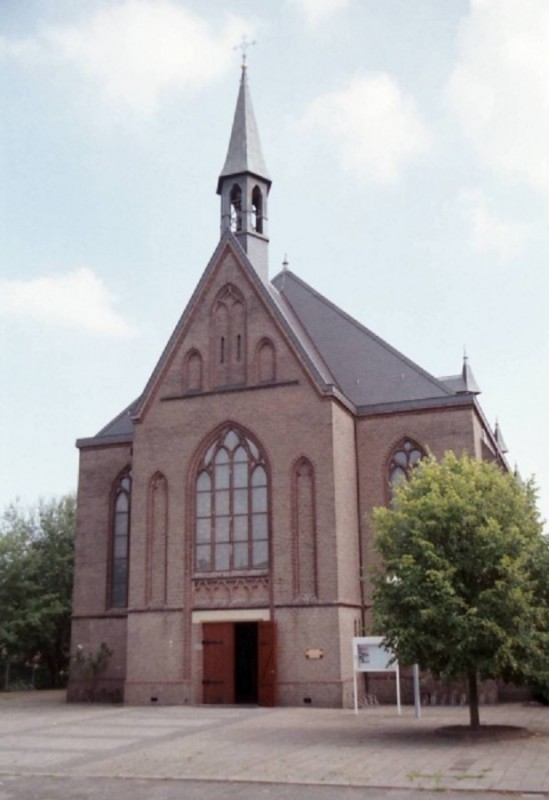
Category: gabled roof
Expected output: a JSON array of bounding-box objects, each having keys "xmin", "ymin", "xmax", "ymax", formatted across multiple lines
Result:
[
  {"xmin": 217, "ymin": 65, "xmax": 270, "ymax": 193},
  {"xmin": 131, "ymin": 231, "xmax": 347, "ymax": 424},
  {"xmin": 271, "ymin": 269, "xmax": 457, "ymax": 410},
  {"xmin": 78, "ymin": 245, "xmax": 484, "ymax": 449}
]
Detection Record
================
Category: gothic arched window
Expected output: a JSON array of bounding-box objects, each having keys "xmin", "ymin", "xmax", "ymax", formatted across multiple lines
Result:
[
  {"xmin": 388, "ymin": 439, "xmax": 424, "ymax": 498},
  {"xmin": 256, "ymin": 338, "xmax": 276, "ymax": 383},
  {"xmin": 251, "ymin": 185, "xmax": 263, "ymax": 234},
  {"xmin": 146, "ymin": 472, "xmax": 168, "ymax": 606},
  {"xmin": 185, "ymin": 349, "xmax": 203, "ymax": 393},
  {"xmin": 110, "ymin": 469, "xmax": 131, "ymax": 608},
  {"xmin": 230, "ymin": 184, "xmax": 242, "ymax": 232},
  {"xmin": 195, "ymin": 427, "xmax": 269, "ymax": 573},
  {"xmin": 292, "ymin": 457, "xmax": 317, "ymax": 600}
]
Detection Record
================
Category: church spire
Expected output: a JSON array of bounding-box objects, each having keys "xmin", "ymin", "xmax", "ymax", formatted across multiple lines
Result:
[{"xmin": 217, "ymin": 61, "xmax": 271, "ymax": 281}]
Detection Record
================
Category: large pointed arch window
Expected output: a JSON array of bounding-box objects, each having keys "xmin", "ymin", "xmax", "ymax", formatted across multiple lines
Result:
[
  {"xmin": 388, "ymin": 439, "xmax": 425, "ymax": 499},
  {"xmin": 110, "ymin": 470, "xmax": 131, "ymax": 608},
  {"xmin": 195, "ymin": 427, "xmax": 269, "ymax": 572}
]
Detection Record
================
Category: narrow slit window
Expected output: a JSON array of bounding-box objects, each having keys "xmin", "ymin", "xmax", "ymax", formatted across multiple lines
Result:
[
  {"xmin": 230, "ymin": 184, "xmax": 243, "ymax": 233},
  {"xmin": 110, "ymin": 471, "xmax": 131, "ymax": 608},
  {"xmin": 251, "ymin": 185, "xmax": 263, "ymax": 234}
]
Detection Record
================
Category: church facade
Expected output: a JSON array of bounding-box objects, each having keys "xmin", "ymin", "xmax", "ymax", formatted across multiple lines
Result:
[{"xmin": 69, "ymin": 66, "xmax": 507, "ymax": 708}]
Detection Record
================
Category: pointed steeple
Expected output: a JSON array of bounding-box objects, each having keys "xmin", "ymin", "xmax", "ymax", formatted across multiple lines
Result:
[
  {"xmin": 217, "ymin": 63, "xmax": 271, "ymax": 281},
  {"xmin": 217, "ymin": 65, "xmax": 270, "ymax": 191},
  {"xmin": 461, "ymin": 352, "xmax": 480, "ymax": 394}
]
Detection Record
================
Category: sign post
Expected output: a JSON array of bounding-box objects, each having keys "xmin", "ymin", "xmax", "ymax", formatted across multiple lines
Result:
[
  {"xmin": 352, "ymin": 636, "xmax": 400, "ymax": 715},
  {"xmin": 412, "ymin": 663, "xmax": 421, "ymax": 719}
]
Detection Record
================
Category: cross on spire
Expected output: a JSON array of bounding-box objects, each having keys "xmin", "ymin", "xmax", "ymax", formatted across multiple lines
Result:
[{"xmin": 233, "ymin": 35, "xmax": 256, "ymax": 68}]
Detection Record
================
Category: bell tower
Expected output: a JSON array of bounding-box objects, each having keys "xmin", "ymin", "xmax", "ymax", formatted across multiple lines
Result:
[{"xmin": 217, "ymin": 58, "xmax": 271, "ymax": 281}]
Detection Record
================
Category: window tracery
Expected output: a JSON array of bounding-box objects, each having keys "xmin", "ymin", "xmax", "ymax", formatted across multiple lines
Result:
[
  {"xmin": 195, "ymin": 427, "xmax": 269, "ymax": 573},
  {"xmin": 388, "ymin": 439, "xmax": 425, "ymax": 497}
]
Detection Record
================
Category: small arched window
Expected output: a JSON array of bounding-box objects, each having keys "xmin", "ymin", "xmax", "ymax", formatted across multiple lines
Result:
[
  {"xmin": 185, "ymin": 349, "xmax": 203, "ymax": 392},
  {"xmin": 251, "ymin": 185, "xmax": 263, "ymax": 234},
  {"xmin": 110, "ymin": 470, "xmax": 131, "ymax": 608},
  {"xmin": 257, "ymin": 339, "xmax": 276, "ymax": 383},
  {"xmin": 388, "ymin": 439, "xmax": 424, "ymax": 498},
  {"xmin": 230, "ymin": 184, "xmax": 243, "ymax": 233},
  {"xmin": 195, "ymin": 427, "xmax": 269, "ymax": 573}
]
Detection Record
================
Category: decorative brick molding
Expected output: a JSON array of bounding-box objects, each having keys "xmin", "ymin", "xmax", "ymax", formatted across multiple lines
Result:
[{"xmin": 192, "ymin": 575, "xmax": 269, "ymax": 608}]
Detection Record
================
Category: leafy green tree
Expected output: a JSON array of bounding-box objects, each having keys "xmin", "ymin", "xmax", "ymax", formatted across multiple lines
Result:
[
  {"xmin": 371, "ymin": 453, "xmax": 549, "ymax": 728},
  {"xmin": 0, "ymin": 495, "xmax": 76, "ymax": 688}
]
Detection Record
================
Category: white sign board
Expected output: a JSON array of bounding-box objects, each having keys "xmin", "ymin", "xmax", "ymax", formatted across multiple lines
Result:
[
  {"xmin": 352, "ymin": 636, "xmax": 400, "ymax": 714},
  {"xmin": 353, "ymin": 636, "xmax": 397, "ymax": 673}
]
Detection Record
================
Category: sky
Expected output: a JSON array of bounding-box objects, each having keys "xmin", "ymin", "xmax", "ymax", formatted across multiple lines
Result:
[{"xmin": 1, "ymin": 0, "xmax": 548, "ymax": 528}]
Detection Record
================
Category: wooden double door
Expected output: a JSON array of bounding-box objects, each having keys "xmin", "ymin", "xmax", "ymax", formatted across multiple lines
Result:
[{"xmin": 202, "ymin": 620, "xmax": 276, "ymax": 706}]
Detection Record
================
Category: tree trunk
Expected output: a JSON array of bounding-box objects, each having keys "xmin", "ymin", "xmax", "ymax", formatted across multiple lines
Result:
[{"xmin": 467, "ymin": 669, "xmax": 480, "ymax": 729}]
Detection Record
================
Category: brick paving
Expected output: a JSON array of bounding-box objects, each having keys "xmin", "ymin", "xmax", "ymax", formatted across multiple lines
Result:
[{"xmin": 0, "ymin": 691, "xmax": 548, "ymax": 794}]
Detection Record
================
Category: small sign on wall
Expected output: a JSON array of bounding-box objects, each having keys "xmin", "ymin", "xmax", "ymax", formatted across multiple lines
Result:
[{"xmin": 305, "ymin": 648, "xmax": 324, "ymax": 660}]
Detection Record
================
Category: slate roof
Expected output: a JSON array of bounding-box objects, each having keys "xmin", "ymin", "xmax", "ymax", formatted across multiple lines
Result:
[
  {"xmin": 271, "ymin": 269, "xmax": 459, "ymax": 410},
  {"xmin": 217, "ymin": 65, "xmax": 270, "ymax": 193}
]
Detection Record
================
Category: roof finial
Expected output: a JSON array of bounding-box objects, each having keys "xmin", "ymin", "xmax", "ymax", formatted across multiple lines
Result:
[
  {"xmin": 282, "ymin": 253, "xmax": 289, "ymax": 270},
  {"xmin": 233, "ymin": 35, "xmax": 256, "ymax": 70}
]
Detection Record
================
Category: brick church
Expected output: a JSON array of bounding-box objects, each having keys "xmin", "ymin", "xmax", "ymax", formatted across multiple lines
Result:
[{"xmin": 69, "ymin": 64, "xmax": 507, "ymax": 707}]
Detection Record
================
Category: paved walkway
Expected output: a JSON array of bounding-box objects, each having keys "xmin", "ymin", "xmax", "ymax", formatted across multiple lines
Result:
[{"xmin": 0, "ymin": 691, "xmax": 548, "ymax": 795}]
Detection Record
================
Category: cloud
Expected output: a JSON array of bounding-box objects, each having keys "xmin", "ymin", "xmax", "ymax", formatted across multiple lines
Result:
[
  {"xmin": 0, "ymin": 267, "xmax": 136, "ymax": 337},
  {"xmin": 0, "ymin": 0, "xmax": 251, "ymax": 114},
  {"xmin": 289, "ymin": 0, "xmax": 350, "ymax": 26},
  {"xmin": 458, "ymin": 188, "xmax": 531, "ymax": 259},
  {"xmin": 299, "ymin": 73, "xmax": 431, "ymax": 183},
  {"xmin": 448, "ymin": 0, "xmax": 549, "ymax": 193}
]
